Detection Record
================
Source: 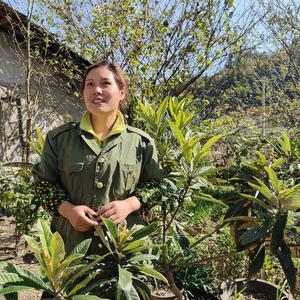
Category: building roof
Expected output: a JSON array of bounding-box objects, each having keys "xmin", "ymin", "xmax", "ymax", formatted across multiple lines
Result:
[{"xmin": 0, "ymin": 0, "xmax": 91, "ymax": 73}]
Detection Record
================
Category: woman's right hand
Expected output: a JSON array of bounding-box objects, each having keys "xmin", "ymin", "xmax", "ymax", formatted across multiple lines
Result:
[{"xmin": 58, "ymin": 201, "xmax": 98, "ymax": 232}]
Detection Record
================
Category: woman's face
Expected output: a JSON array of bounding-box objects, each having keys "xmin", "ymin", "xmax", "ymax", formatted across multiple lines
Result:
[{"xmin": 83, "ymin": 66, "xmax": 125, "ymax": 116}]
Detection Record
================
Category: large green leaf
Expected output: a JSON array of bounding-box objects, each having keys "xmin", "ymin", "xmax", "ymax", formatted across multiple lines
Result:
[
  {"xmin": 0, "ymin": 285, "xmax": 34, "ymax": 295},
  {"xmin": 282, "ymin": 132, "xmax": 291, "ymax": 154},
  {"xmin": 201, "ymin": 134, "xmax": 222, "ymax": 153},
  {"xmin": 130, "ymin": 244, "xmax": 162, "ymax": 255},
  {"xmin": 271, "ymin": 213, "xmax": 287, "ymax": 253},
  {"xmin": 239, "ymin": 193, "xmax": 268, "ymax": 210},
  {"xmin": 276, "ymin": 241, "xmax": 296, "ymax": 290},
  {"xmin": 271, "ymin": 157, "xmax": 285, "ymax": 169},
  {"xmin": 0, "ymin": 273, "xmax": 22, "ymax": 285},
  {"xmin": 248, "ymin": 182, "xmax": 274, "ymax": 203},
  {"xmin": 63, "ymin": 253, "xmax": 109, "ymax": 290},
  {"xmin": 281, "ymin": 195, "xmax": 300, "ymax": 211},
  {"xmin": 249, "ymin": 243, "xmax": 265, "ymax": 275},
  {"xmin": 24, "ymin": 235, "xmax": 40, "ymax": 252},
  {"xmin": 135, "ymin": 266, "xmax": 168, "ymax": 284},
  {"xmin": 132, "ymin": 278, "xmax": 151, "ymax": 300},
  {"xmin": 37, "ymin": 219, "xmax": 52, "ymax": 258},
  {"xmin": 4, "ymin": 263, "xmax": 51, "ymax": 291},
  {"xmin": 156, "ymin": 96, "xmax": 168, "ymax": 125},
  {"xmin": 255, "ymin": 151, "xmax": 267, "ymax": 165},
  {"xmin": 58, "ymin": 254, "xmax": 85, "ymax": 277},
  {"xmin": 168, "ymin": 121, "xmax": 184, "ymax": 147},
  {"xmin": 91, "ymin": 218, "xmax": 113, "ymax": 253},
  {"xmin": 193, "ymin": 194, "xmax": 228, "ymax": 207},
  {"xmin": 103, "ymin": 218, "xmax": 119, "ymax": 244},
  {"xmin": 124, "ymin": 286, "xmax": 140, "ymax": 300},
  {"xmin": 119, "ymin": 228, "xmax": 135, "ymax": 247},
  {"xmin": 173, "ymin": 223, "xmax": 190, "ymax": 255},
  {"xmin": 50, "ymin": 232, "xmax": 66, "ymax": 273},
  {"xmin": 131, "ymin": 223, "xmax": 160, "ymax": 241},
  {"xmin": 69, "ymin": 238, "xmax": 92, "ymax": 256},
  {"xmin": 118, "ymin": 265, "xmax": 133, "ymax": 292},
  {"xmin": 60, "ymin": 263, "xmax": 85, "ymax": 280},
  {"xmin": 264, "ymin": 167, "xmax": 280, "ymax": 194},
  {"xmin": 67, "ymin": 271, "xmax": 99, "ymax": 296},
  {"xmin": 71, "ymin": 296, "xmax": 108, "ymax": 300},
  {"xmin": 127, "ymin": 254, "xmax": 158, "ymax": 263},
  {"xmin": 239, "ymin": 218, "xmax": 271, "ymax": 246},
  {"xmin": 123, "ymin": 240, "xmax": 145, "ymax": 252}
]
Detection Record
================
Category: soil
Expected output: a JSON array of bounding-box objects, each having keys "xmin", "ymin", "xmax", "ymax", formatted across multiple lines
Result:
[{"xmin": 0, "ymin": 215, "xmax": 42, "ymax": 300}]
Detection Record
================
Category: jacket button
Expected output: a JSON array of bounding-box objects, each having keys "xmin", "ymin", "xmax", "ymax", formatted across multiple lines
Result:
[
  {"xmin": 96, "ymin": 181, "xmax": 104, "ymax": 189},
  {"xmin": 98, "ymin": 157, "xmax": 105, "ymax": 163}
]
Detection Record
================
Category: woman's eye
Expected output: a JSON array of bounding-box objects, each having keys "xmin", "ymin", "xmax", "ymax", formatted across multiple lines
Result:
[
  {"xmin": 103, "ymin": 82, "xmax": 111, "ymax": 86},
  {"xmin": 86, "ymin": 82, "xmax": 93, "ymax": 87}
]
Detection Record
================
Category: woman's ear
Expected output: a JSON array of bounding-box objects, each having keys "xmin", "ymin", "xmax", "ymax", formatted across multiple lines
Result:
[{"xmin": 120, "ymin": 89, "xmax": 126, "ymax": 101}]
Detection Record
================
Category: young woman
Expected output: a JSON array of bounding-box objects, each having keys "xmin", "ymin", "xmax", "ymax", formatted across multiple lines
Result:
[{"xmin": 33, "ymin": 60, "xmax": 161, "ymax": 254}]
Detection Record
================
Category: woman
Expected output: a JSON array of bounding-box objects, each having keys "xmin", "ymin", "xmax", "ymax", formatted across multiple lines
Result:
[{"xmin": 33, "ymin": 60, "xmax": 161, "ymax": 254}]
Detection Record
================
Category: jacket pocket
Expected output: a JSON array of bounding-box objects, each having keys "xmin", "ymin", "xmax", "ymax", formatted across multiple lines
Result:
[
  {"xmin": 60, "ymin": 162, "xmax": 84, "ymax": 175},
  {"xmin": 112, "ymin": 161, "xmax": 140, "ymax": 199},
  {"xmin": 58, "ymin": 162, "xmax": 85, "ymax": 198}
]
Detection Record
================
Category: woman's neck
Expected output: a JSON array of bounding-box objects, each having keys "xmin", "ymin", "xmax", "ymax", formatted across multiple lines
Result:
[{"xmin": 90, "ymin": 111, "xmax": 118, "ymax": 140}]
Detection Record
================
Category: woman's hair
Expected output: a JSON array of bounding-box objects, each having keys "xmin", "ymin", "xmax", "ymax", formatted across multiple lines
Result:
[{"xmin": 82, "ymin": 60, "xmax": 129, "ymax": 98}]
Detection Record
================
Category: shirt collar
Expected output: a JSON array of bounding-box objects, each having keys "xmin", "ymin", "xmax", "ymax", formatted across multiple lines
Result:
[{"xmin": 80, "ymin": 111, "xmax": 126, "ymax": 142}]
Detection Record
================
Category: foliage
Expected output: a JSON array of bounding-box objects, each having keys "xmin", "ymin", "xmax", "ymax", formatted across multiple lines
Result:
[
  {"xmin": 28, "ymin": 127, "xmax": 45, "ymax": 157},
  {"xmin": 224, "ymin": 132, "xmax": 300, "ymax": 291},
  {"xmin": 0, "ymin": 218, "xmax": 167, "ymax": 299},
  {"xmin": 0, "ymin": 219, "xmax": 104, "ymax": 299},
  {"xmin": 81, "ymin": 216, "xmax": 167, "ymax": 300},
  {"xmin": 0, "ymin": 163, "xmax": 45, "ymax": 252},
  {"xmin": 30, "ymin": 0, "xmax": 258, "ymax": 124},
  {"xmin": 137, "ymin": 96, "xmax": 229, "ymax": 299}
]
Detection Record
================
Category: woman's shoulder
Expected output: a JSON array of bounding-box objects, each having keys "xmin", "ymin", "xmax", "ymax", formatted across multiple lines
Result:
[
  {"xmin": 126, "ymin": 125, "xmax": 154, "ymax": 142},
  {"xmin": 48, "ymin": 121, "xmax": 80, "ymax": 139}
]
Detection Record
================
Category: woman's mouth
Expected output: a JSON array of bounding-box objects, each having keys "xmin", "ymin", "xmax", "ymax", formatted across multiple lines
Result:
[{"xmin": 92, "ymin": 98, "xmax": 105, "ymax": 104}]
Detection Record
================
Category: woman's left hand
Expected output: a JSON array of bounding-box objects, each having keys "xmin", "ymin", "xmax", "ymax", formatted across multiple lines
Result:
[{"xmin": 96, "ymin": 196, "xmax": 141, "ymax": 224}]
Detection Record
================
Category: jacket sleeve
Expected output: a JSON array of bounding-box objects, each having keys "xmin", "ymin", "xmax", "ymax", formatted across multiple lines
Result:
[
  {"xmin": 32, "ymin": 132, "xmax": 70, "ymax": 215},
  {"xmin": 35, "ymin": 180, "xmax": 70, "ymax": 216},
  {"xmin": 32, "ymin": 132, "xmax": 60, "ymax": 183},
  {"xmin": 133, "ymin": 137, "xmax": 162, "ymax": 219}
]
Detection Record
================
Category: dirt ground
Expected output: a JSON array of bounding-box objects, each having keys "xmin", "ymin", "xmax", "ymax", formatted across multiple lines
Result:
[{"xmin": 0, "ymin": 214, "xmax": 42, "ymax": 300}]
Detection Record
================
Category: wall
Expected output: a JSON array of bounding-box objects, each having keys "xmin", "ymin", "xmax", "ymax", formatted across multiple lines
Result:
[{"xmin": 0, "ymin": 30, "xmax": 84, "ymax": 163}]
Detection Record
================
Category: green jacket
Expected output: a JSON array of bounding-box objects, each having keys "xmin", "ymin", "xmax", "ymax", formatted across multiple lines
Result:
[{"xmin": 32, "ymin": 122, "xmax": 161, "ymax": 253}]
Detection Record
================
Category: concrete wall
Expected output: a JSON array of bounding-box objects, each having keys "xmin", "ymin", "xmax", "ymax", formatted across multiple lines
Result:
[{"xmin": 0, "ymin": 30, "xmax": 85, "ymax": 163}]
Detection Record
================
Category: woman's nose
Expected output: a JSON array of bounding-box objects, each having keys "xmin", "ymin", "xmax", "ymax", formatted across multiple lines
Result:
[{"xmin": 94, "ymin": 86, "xmax": 103, "ymax": 94}]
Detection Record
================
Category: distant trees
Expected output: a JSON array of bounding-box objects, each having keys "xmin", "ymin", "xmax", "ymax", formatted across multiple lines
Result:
[{"xmin": 33, "ymin": 0, "xmax": 259, "ymax": 122}]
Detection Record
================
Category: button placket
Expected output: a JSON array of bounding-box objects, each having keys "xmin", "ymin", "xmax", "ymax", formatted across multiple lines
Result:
[
  {"xmin": 95, "ymin": 155, "xmax": 105, "ymax": 189},
  {"xmin": 96, "ymin": 181, "xmax": 104, "ymax": 189}
]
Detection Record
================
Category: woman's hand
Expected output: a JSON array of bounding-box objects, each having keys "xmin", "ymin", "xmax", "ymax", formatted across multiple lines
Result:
[
  {"xmin": 96, "ymin": 196, "xmax": 141, "ymax": 224},
  {"xmin": 58, "ymin": 201, "xmax": 98, "ymax": 232}
]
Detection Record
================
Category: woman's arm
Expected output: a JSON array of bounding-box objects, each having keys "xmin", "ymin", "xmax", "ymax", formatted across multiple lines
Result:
[
  {"xmin": 33, "ymin": 132, "xmax": 97, "ymax": 232},
  {"xmin": 35, "ymin": 180, "xmax": 98, "ymax": 232}
]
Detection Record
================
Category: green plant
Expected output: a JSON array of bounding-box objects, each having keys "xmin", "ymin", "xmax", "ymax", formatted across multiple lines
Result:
[
  {"xmin": 28, "ymin": 127, "xmax": 45, "ymax": 157},
  {"xmin": 137, "ymin": 96, "xmax": 234, "ymax": 299},
  {"xmin": 83, "ymin": 216, "xmax": 167, "ymax": 299},
  {"xmin": 225, "ymin": 133, "xmax": 300, "ymax": 292},
  {"xmin": 0, "ymin": 219, "xmax": 105, "ymax": 299},
  {"xmin": 0, "ymin": 163, "xmax": 45, "ymax": 252},
  {"xmin": 0, "ymin": 218, "xmax": 167, "ymax": 300}
]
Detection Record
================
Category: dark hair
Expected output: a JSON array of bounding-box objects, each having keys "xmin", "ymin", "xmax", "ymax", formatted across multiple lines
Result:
[{"xmin": 82, "ymin": 60, "xmax": 129, "ymax": 98}]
